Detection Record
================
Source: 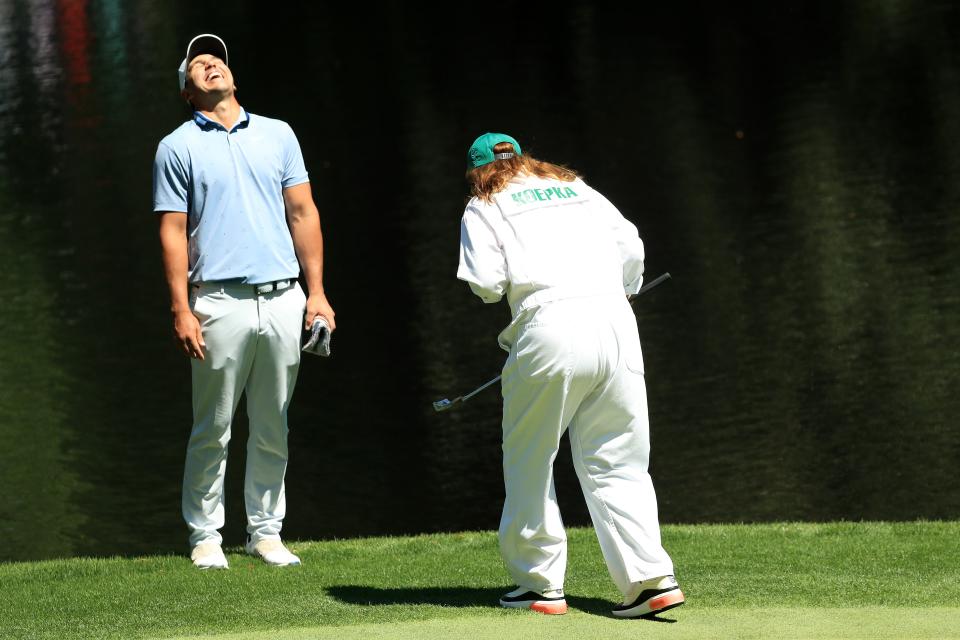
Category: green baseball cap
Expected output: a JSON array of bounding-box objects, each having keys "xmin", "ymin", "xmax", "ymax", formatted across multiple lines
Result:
[{"xmin": 467, "ymin": 132, "xmax": 522, "ymax": 168}]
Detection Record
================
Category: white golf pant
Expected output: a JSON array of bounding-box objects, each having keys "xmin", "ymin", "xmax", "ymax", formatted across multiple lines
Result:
[
  {"xmin": 183, "ymin": 280, "xmax": 305, "ymax": 548},
  {"xmin": 499, "ymin": 295, "xmax": 674, "ymax": 596}
]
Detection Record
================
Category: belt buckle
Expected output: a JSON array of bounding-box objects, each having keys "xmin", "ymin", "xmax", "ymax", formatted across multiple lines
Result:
[{"xmin": 255, "ymin": 279, "xmax": 289, "ymax": 295}]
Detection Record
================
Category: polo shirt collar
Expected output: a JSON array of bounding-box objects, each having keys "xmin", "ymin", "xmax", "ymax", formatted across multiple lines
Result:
[{"xmin": 192, "ymin": 107, "xmax": 251, "ymax": 132}]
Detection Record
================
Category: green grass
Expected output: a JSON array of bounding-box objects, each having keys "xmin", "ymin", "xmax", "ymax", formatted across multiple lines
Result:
[{"xmin": 2, "ymin": 522, "xmax": 959, "ymax": 640}]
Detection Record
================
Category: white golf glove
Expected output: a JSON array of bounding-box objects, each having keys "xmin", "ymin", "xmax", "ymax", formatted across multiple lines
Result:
[{"xmin": 302, "ymin": 316, "xmax": 331, "ymax": 357}]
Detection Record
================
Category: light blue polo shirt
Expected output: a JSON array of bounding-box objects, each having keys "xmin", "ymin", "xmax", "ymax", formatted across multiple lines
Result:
[{"xmin": 152, "ymin": 108, "xmax": 309, "ymax": 284}]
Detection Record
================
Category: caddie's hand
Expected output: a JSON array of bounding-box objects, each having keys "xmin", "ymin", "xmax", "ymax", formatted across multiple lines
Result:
[
  {"xmin": 173, "ymin": 310, "xmax": 206, "ymax": 360},
  {"xmin": 305, "ymin": 293, "xmax": 336, "ymax": 332}
]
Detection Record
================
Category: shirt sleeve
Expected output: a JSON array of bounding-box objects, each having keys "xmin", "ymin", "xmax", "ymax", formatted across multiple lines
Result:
[
  {"xmin": 280, "ymin": 123, "xmax": 309, "ymax": 188},
  {"xmin": 457, "ymin": 207, "xmax": 508, "ymax": 303},
  {"xmin": 152, "ymin": 142, "xmax": 189, "ymax": 213},
  {"xmin": 590, "ymin": 185, "xmax": 645, "ymax": 294}
]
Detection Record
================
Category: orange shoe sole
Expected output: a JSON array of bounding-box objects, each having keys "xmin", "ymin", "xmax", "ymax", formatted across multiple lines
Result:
[
  {"xmin": 612, "ymin": 588, "xmax": 685, "ymax": 618},
  {"xmin": 647, "ymin": 589, "xmax": 685, "ymax": 613},
  {"xmin": 530, "ymin": 600, "xmax": 568, "ymax": 615}
]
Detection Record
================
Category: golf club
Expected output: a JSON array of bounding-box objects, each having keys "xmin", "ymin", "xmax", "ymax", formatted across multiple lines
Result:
[{"xmin": 432, "ymin": 272, "xmax": 672, "ymax": 412}]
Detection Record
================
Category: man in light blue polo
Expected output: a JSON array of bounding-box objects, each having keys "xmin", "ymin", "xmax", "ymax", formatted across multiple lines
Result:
[{"xmin": 153, "ymin": 34, "xmax": 336, "ymax": 569}]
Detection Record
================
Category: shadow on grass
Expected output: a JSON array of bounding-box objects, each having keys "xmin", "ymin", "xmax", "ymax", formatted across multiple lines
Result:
[
  {"xmin": 639, "ymin": 612, "xmax": 679, "ymax": 624},
  {"xmin": 326, "ymin": 585, "xmax": 678, "ymax": 620}
]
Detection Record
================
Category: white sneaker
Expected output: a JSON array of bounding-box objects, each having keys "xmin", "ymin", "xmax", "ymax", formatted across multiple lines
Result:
[
  {"xmin": 612, "ymin": 574, "xmax": 684, "ymax": 618},
  {"xmin": 190, "ymin": 542, "xmax": 229, "ymax": 570},
  {"xmin": 499, "ymin": 587, "xmax": 568, "ymax": 615},
  {"xmin": 245, "ymin": 537, "xmax": 301, "ymax": 566}
]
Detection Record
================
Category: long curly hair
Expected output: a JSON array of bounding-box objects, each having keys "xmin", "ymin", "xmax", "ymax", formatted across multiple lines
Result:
[{"xmin": 466, "ymin": 141, "xmax": 579, "ymax": 203}]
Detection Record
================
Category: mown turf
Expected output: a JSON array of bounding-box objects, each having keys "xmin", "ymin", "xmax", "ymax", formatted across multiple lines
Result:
[
  {"xmin": 1, "ymin": 522, "xmax": 958, "ymax": 640},
  {"xmin": 163, "ymin": 609, "xmax": 960, "ymax": 640}
]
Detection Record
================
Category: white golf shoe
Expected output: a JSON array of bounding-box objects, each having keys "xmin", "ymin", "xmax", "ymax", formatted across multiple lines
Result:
[
  {"xmin": 190, "ymin": 542, "xmax": 229, "ymax": 570},
  {"xmin": 499, "ymin": 587, "xmax": 568, "ymax": 615},
  {"xmin": 612, "ymin": 574, "xmax": 685, "ymax": 618},
  {"xmin": 245, "ymin": 537, "xmax": 301, "ymax": 567}
]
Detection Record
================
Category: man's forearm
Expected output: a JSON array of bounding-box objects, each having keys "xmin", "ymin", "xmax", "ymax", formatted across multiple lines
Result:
[
  {"xmin": 159, "ymin": 215, "xmax": 191, "ymax": 313},
  {"xmin": 283, "ymin": 187, "xmax": 335, "ymax": 329},
  {"xmin": 289, "ymin": 209, "xmax": 325, "ymax": 296}
]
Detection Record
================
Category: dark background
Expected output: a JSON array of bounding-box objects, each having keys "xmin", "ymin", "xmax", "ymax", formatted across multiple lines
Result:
[{"xmin": 1, "ymin": 0, "xmax": 959, "ymax": 562}]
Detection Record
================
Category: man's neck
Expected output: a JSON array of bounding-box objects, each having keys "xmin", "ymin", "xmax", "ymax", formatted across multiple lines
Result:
[{"xmin": 195, "ymin": 96, "xmax": 242, "ymax": 130}]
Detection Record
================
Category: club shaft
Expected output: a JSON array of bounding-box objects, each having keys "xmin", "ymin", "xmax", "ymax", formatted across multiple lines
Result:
[{"xmin": 461, "ymin": 375, "xmax": 502, "ymax": 403}]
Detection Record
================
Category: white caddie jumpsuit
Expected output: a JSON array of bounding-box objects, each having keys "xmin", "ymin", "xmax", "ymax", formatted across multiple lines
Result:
[{"xmin": 457, "ymin": 174, "xmax": 674, "ymax": 597}]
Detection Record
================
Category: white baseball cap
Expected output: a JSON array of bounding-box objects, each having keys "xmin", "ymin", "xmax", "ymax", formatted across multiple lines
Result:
[{"xmin": 177, "ymin": 34, "xmax": 229, "ymax": 91}]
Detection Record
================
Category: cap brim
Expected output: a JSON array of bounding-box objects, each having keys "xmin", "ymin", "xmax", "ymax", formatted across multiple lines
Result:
[{"xmin": 185, "ymin": 34, "xmax": 228, "ymax": 66}]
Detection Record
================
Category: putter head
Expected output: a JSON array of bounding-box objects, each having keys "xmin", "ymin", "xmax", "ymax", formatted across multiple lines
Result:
[{"xmin": 432, "ymin": 398, "xmax": 453, "ymax": 412}]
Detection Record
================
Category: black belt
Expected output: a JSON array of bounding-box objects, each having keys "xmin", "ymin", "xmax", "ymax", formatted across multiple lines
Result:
[{"xmin": 253, "ymin": 279, "xmax": 294, "ymax": 294}]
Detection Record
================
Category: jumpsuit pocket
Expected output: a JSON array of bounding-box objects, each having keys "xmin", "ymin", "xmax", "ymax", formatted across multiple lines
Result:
[
  {"xmin": 625, "ymin": 358, "xmax": 644, "ymax": 375},
  {"xmin": 624, "ymin": 342, "xmax": 645, "ymax": 375},
  {"xmin": 514, "ymin": 322, "xmax": 571, "ymax": 379}
]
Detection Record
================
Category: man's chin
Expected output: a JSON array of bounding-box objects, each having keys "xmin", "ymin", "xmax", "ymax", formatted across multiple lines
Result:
[
  {"xmin": 194, "ymin": 86, "xmax": 234, "ymax": 104},
  {"xmin": 202, "ymin": 82, "xmax": 232, "ymax": 94}
]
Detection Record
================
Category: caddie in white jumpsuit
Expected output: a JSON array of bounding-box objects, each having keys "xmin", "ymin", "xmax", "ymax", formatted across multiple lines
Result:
[{"xmin": 457, "ymin": 133, "xmax": 684, "ymax": 618}]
